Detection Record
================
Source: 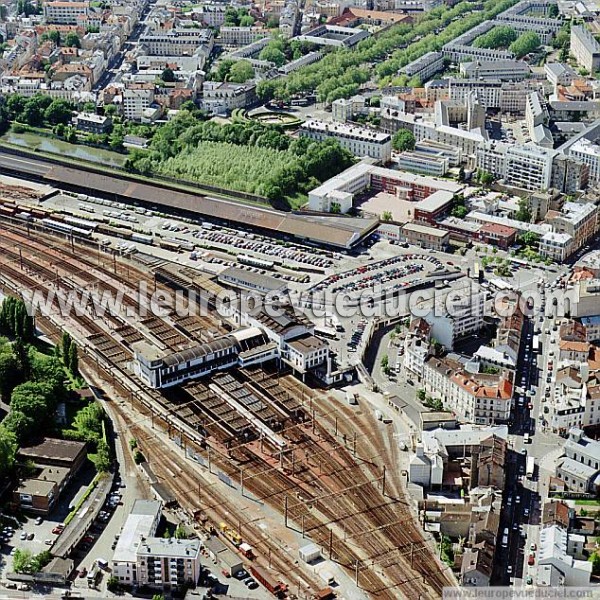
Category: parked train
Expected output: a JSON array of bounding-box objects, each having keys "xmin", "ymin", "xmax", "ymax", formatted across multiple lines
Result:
[{"xmin": 41, "ymin": 218, "xmax": 93, "ymax": 239}]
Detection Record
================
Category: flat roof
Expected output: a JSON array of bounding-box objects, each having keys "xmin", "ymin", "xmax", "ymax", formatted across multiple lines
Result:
[
  {"xmin": 113, "ymin": 500, "xmax": 161, "ymax": 564},
  {"xmin": 416, "ymin": 190, "xmax": 454, "ymax": 212},
  {"xmin": 42, "ymin": 165, "xmax": 376, "ymax": 248},
  {"xmin": 18, "ymin": 438, "xmax": 86, "ymax": 464},
  {"xmin": 402, "ymin": 222, "xmax": 449, "ymax": 238},
  {"xmin": 138, "ymin": 538, "xmax": 201, "ymax": 559},
  {"xmin": 218, "ymin": 267, "xmax": 288, "ymax": 292}
]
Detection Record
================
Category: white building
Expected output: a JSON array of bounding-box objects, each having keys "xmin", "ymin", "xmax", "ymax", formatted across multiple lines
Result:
[
  {"xmin": 123, "ymin": 84, "xmax": 155, "ymax": 121},
  {"xmin": 537, "ymin": 525, "xmax": 593, "ymax": 587},
  {"xmin": 139, "ymin": 29, "xmax": 214, "ymax": 57},
  {"xmin": 460, "ymin": 60, "xmax": 530, "ymax": 82},
  {"xmin": 540, "ymin": 232, "xmax": 573, "ymax": 263},
  {"xmin": 202, "ymin": 81, "xmax": 257, "ymax": 114},
  {"xmin": 400, "ymin": 51, "xmax": 444, "ymax": 83},
  {"xmin": 423, "ymin": 358, "xmax": 513, "ymax": 424},
  {"xmin": 112, "ymin": 500, "xmax": 202, "ymax": 590},
  {"xmin": 570, "ymin": 25, "xmax": 600, "ymax": 74},
  {"xmin": 219, "ymin": 26, "xmax": 270, "ymax": 47},
  {"xmin": 44, "ymin": 1, "xmax": 89, "ymax": 24},
  {"xmin": 568, "ymin": 137, "xmax": 600, "ymax": 183},
  {"xmin": 299, "ymin": 119, "xmax": 392, "ymax": 163},
  {"xmin": 505, "ymin": 144, "xmax": 555, "ymax": 191}
]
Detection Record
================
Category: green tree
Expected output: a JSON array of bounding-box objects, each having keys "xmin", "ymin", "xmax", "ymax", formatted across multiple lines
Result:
[
  {"xmin": 392, "ymin": 129, "xmax": 416, "ymax": 152},
  {"xmin": 259, "ymin": 44, "xmax": 287, "ymax": 67},
  {"xmin": 0, "ymin": 353, "xmax": 21, "ymax": 401},
  {"xmin": 106, "ymin": 576, "xmax": 120, "ymax": 592},
  {"xmin": 515, "ymin": 198, "xmax": 532, "ymax": 222},
  {"xmin": 239, "ymin": 15, "xmax": 254, "ymax": 26},
  {"xmin": 44, "ymin": 99, "xmax": 72, "ymax": 126},
  {"xmin": 89, "ymin": 438, "xmax": 111, "ymax": 472},
  {"xmin": 478, "ymin": 170, "xmax": 494, "ymax": 187},
  {"xmin": 174, "ymin": 524, "xmax": 186, "ymax": 539},
  {"xmin": 381, "ymin": 211, "xmax": 393, "ymax": 222},
  {"xmin": 227, "ymin": 60, "xmax": 255, "ymax": 83},
  {"xmin": 520, "ymin": 231, "xmax": 540, "ymax": 247},
  {"xmin": 68, "ymin": 342, "xmax": 78, "ymax": 376},
  {"xmin": 12, "ymin": 549, "xmax": 34, "ymax": 573},
  {"xmin": 161, "ymin": 67, "xmax": 175, "ymax": 83},
  {"xmin": 473, "ymin": 25, "xmax": 517, "ymax": 49},
  {"xmin": 417, "ymin": 389, "xmax": 426, "ymax": 402},
  {"xmin": 589, "ymin": 552, "xmax": 600, "ymax": 575},
  {"xmin": 61, "ymin": 330, "xmax": 71, "ymax": 362},
  {"xmin": 509, "ymin": 31, "xmax": 541, "ymax": 58},
  {"xmin": 64, "ymin": 402, "xmax": 104, "ymax": 445},
  {"xmin": 64, "ymin": 32, "xmax": 80, "ymax": 48},
  {"xmin": 104, "ymin": 104, "xmax": 117, "ymax": 117},
  {"xmin": 0, "ymin": 426, "xmax": 17, "ymax": 476}
]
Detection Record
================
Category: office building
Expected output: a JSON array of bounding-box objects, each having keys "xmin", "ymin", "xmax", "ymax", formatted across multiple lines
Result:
[
  {"xmin": 44, "ymin": 1, "xmax": 89, "ymax": 25},
  {"xmin": 400, "ymin": 51, "xmax": 444, "ymax": 83}
]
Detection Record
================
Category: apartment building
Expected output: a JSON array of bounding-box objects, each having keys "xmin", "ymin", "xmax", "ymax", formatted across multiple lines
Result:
[
  {"xmin": 300, "ymin": 119, "xmax": 392, "ymax": 162},
  {"xmin": 567, "ymin": 137, "xmax": 600, "ymax": 182},
  {"xmin": 550, "ymin": 153, "xmax": 589, "ymax": 194},
  {"xmin": 112, "ymin": 500, "xmax": 201, "ymax": 590},
  {"xmin": 540, "ymin": 232, "xmax": 574, "ymax": 263},
  {"xmin": 460, "ymin": 60, "xmax": 530, "ymax": 82},
  {"xmin": 137, "ymin": 538, "xmax": 202, "ymax": 589},
  {"xmin": 400, "ymin": 51, "xmax": 444, "ymax": 83},
  {"xmin": 123, "ymin": 83, "xmax": 155, "ymax": 121},
  {"xmin": 557, "ymin": 427, "xmax": 600, "ymax": 494},
  {"xmin": 504, "ymin": 144, "xmax": 555, "ymax": 191},
  {"xmin": 423, "ymin": 357, "xmax": 513, "ymax": 423},
  {"xmin": 548, "ymin": 201, "xmax": 598, "ymax": 252},
  {"xmin": 332, "ymin": 94, "xmax": 366, "ymax": 122},
  {"xmin": 545, "ymin": 62, "xmax": 577, "ymax": 87},
  {"xmin": 570, "ymin": 25, "xmax": 600, "ymax": 74},
  {"xmin": 195, "ymin": 5, "xmax": 227, "ymax": 27},
  {"xmin": 44, "ymin": 1, "xmax": 89, "ymax": 25},
  {"xmin": 219, "ymin": 26, "xmax": 270, "ymax": 47},
  {"xmin": 139, "ymin": 29, "xmax": 214, "ymax": 56},
  {"xmin": 419, "ymin": 283, "xmax": 488, "ymax": 350},
  {"xmin": 202, "ymin": 81, "xmax": 257, "ymax": 114}
]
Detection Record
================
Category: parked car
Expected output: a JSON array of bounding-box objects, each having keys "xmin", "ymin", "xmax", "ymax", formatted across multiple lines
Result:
[
  {"xmin": 528, "ymin": 554, "xmax": 535, "ymax": 566},
  {"xmin": 35, "ymin": 517, "xmax": 43, "ymax": 525},
  {"xmin": 27, "ymin": 532, "xmax": 34, "ymax": 540}
]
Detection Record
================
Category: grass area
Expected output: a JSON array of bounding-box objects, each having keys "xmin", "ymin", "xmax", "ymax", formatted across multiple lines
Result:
[
  {"xmin": 0, "ymin": 141, "xmax": 271, "ymax": 210},
  {"xmin": 575, "ymin": 499, "xmax": 600, "ymax": 506},
  {"xmin": 3, "ymin": 130, "xmax": 127, "ymax": 168}
]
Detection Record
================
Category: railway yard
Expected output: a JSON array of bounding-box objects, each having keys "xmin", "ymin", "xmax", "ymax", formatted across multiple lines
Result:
[{"xmin": 0, "ymin": 188, "xmax": 455, "ymax": 599}]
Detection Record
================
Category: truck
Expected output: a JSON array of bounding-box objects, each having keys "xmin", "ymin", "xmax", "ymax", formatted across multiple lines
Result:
[
  {"xmin": 526, "ymin": 456, "xmax": 535, "ymax": 479},
  {"xmin": 532, "ymin": 334, "xmax": 541, "ymax": 354},
  {"xmin": 219, "ymin": 522, "xmax": 241, "ymax": 546}
]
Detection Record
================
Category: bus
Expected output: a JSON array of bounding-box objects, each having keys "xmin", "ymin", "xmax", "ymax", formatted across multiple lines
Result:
[
  {"xmin": 526, "ymin": 456, "xmax": 535, "ymax": 479},
  {"xmin": 314, "ymin": 327, "xmax": 337, "ymax": 340}
]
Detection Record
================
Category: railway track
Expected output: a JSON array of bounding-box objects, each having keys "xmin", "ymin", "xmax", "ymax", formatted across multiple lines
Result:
[{"xmin": 0, "ymin": 220, "xmax": 453, "ymax": 598}]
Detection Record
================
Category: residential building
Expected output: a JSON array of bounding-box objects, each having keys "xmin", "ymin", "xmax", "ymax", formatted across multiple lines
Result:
[
  {"xmin": 123, "ymin": 83, "xmax": 155, "ymax": 121},
  {"xmin": 414, "ymin": 122, "xmax": 485, "ymax": 156},
  {"xmin": 545, "ymin": 62, "xmax": 577, "ymax": 87},
  {"xmin": 295, "ymin": 24, "xmax": 369, "ymax": 48},
  {"xmin": 400, "ymin": 51, "xmax": 444, "ymax": 84},
  {"xmin": 567, "ymin": 137, "xmax": 600, "ymax": 183},
  {"xmin": 424, "ymin": 359, "xmax": 513, "ymax": 424},
  {"xmin": 299, "ymin": 120, "xmax": 392, "ymax": 162},
  {"xmin": 202, "ymin": 81, "xmax": 257, "ymax": 114},
  {"xmin": 570, "ymin": 25, "xmax": 600, "ymax": 74},
  {"xmin": 112, "ymin": 500, "xmax": 202, "ymax": 590},
  {"xmin": 548, "ymin": 202, "xmax": 598, "ymax": 252},
  {"xmin": 44, "ymin": 1, "xmax": 90, "ymax": 25},
  {"xmin": 556, "ymin": 427, "xmax": 600, "ymax": 493},
  {"xmin": 504, "ymin": 144, "xmax": 556, "ymax": 191},
  {"xmin": 479, "ymin": 222, "xmax": 517, "ymax": 250},
  {"xmin": 331, "ymin": 95, "xmax": 366, "ymax": 123},
  {"xmin": 537, "ymin": 525, "xmax": 593, "ymax": 587},
  {"xmin": 550, "ymin": 153, "xmax": 589, "ymax": 194},
  {"xmin": 403, "ymin": 318, "xmax": 431, "ymax": 383},
  {"xmin": 540, "ymin": 232, "xmax": 574, "ymax": 263},
  {"xmin": 219, "ymin": 27, "xmax": 270, "ymax": 47},
  {"xmin": 418, "ymin": 282, "xmax": 488, "ymax": 350},
  {"xmin": 460, "ymin": 60, "xmax": 530, "ymax": 82},
  {"xmin": 73, "ymin": 112, "xmax": 111, "ymax": 134}
]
